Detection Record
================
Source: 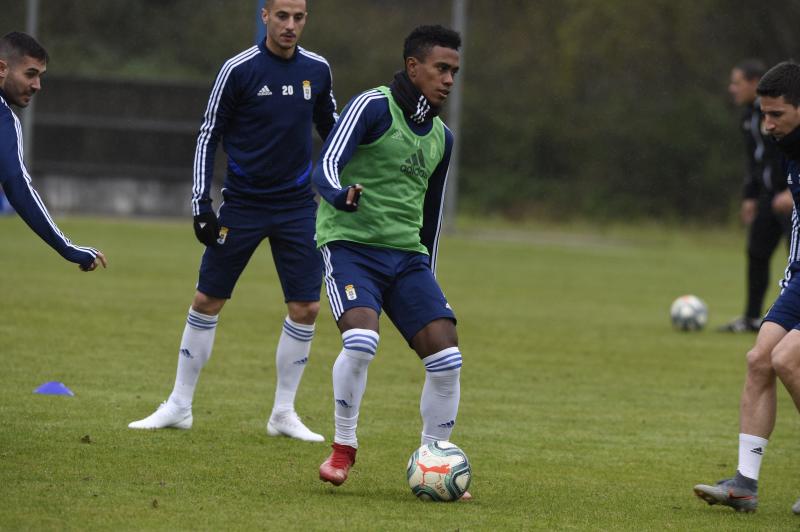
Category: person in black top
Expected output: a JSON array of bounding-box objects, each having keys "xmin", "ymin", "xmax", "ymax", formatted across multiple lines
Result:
[{"xmin": 720, "ymin": 59, "xmax": 793, "ymax": 333}]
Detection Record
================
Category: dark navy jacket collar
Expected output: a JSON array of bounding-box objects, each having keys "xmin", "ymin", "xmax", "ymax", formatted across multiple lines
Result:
[{"xmin": 258, "ymin": 38, "xmax": 298, "ymax": 63}]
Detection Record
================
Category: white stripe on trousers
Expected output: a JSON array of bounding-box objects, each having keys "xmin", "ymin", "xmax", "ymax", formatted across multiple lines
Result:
[{"xmin": 321, "ymin": 244, "xmax": 344, "ymax": 320}]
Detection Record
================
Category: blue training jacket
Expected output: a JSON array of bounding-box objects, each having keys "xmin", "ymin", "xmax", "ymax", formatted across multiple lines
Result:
[
  {"xmin": 192, "ymin": 40, "xmax": 338, "ymax": 215},
  {"xmin": 0, "ymin": 88, "xmax": 98, "ymax": 267}
]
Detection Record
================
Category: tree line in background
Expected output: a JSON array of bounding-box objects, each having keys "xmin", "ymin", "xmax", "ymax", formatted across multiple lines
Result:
[{"xmin": 4, "ymin": 0, "xmax": 800, "ymax": 222}]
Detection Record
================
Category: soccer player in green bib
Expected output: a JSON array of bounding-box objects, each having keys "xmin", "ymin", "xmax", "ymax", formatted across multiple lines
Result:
[{"xmin": 312, "ymin": 25, "xmax": 468, "ymax": 498}]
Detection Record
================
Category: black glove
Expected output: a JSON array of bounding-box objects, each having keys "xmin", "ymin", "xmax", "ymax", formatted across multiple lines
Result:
[{"xmin": 193, "ymin": 212, "xmax": 220, "ymax": 247}]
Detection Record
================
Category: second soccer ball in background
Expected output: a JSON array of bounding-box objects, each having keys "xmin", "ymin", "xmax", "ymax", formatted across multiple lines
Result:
[{"xmin": 670, "ymin": 295, "xmax": 708, "ymax": 331}]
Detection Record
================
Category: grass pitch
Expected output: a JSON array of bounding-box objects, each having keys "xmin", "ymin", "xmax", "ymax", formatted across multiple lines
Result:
[{"xmin": 1, "ymin": 215, "xmax": 799, "ymax": 530}]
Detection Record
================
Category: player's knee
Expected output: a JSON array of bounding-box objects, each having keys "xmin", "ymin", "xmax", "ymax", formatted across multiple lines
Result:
[
  {"xmin": 192, "ymin": 291, "xmax": 225, "ymax": 315},
  {"xmin": 771, "ymin": 344, "xmax": 800, "ymax": 377},
  {"xmin": 412, "ymin": 319, "xmax": 458, "ymax": 358},
  {"xmin": 287, "ymin": 301, "xmax": 320, "ymax": 324},
  {"xmin": 341, "ymin": 328, "xmax": 380, "ymax": 361},
  {"xmin": 337, "ymin": 307, "xmax": 380, "ymax": 333},
  {"xmin": 746, "ymin": 345, "xmax": 773, "ymax": 376}
]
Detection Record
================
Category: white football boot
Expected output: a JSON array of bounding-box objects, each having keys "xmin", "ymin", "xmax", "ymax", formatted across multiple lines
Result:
[
  {"xmin": 128, "ymin": 401, "xmax": 193, "ymax": 430},
  {"xmin": 267, "ymin": 411, "xmax": 324, "ymax": 442}
]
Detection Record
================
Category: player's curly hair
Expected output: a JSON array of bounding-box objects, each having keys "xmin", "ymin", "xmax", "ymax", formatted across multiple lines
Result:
[
  {"xmin": 403, "ymin": 25, "xmax": 461, "ymax": 62},
  {"xmin": 0, "ymin": 32, "xmax": 49, "ymax": 64},
  {"xmin": 757, "ymin": 61, "xmax": 800, "ymax": 107}
]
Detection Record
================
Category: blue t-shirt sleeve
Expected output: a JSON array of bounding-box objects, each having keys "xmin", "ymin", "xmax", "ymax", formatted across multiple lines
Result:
[
  {"xmin": 0, "ymin": 109, "xmax": 97, "ymax": 266},
  {"xmin": 312, "ymin": 89, "xmax": 390, "ymax": 209},
  {"xmin": 420, "ymin": 125, "xmax": 454, "ymax": 274},
  {"xmin": 192, "ymin": 61, "xmax": 237, "ymax": 216}
]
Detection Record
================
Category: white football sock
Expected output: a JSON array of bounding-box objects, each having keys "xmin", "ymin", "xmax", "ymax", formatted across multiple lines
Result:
[
  {"xmin": 272, "ymin": 317, "xmax": 315, "ymax": 416},
  {"xmin": 168, "ymin": 308, "xmax": 218, "ymax": 409},
  {"xmin": 738, "ymin": 433, "xmax": 768, "ymax": 480},
  {"xmin": 332, "ymin": 329, "xmax": 379, "ymax": 448},
  {"xmin": 420, "ymin": 347, "xmax": 462, "ymax": 445}
]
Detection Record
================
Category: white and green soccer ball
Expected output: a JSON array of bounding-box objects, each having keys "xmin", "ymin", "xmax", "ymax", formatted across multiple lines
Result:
[
  {"xmin": 670, "ymin": 295, "xmax": 708, "ymax": 331},
  {"xmin": 406, "ymin": 441, "xmax": 471, "ymax": 501}
]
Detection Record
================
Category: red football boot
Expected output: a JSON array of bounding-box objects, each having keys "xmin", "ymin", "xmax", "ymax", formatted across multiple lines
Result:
[{"xmin": 319, "ymin": 443, "xmax": 357, "ymax": 486}]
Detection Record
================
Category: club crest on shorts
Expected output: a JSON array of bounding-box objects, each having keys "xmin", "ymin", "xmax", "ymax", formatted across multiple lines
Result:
[
  {"xmin": 303, "ymin": 80, "xmax": 311, "ymax": 100},
  {"xmin": 345, "ymin": 284, "xmax": 357, "ymax": 301},
  {"xmin": 217, "ymin": 226, "xmax": 229, "ymax": 245}
]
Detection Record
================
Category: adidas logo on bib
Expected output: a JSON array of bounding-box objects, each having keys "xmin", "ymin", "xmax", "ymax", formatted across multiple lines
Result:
[{"xmin": 400, "ymin": 148, "xmax": 427, "ymax": 178}]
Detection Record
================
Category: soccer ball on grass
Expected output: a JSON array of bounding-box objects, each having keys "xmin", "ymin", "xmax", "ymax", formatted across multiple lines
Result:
[
  {"xmin": 406, "ymin": 440, "xmax": 471, "ymax": 501},
  {"xmin": 670, "ymin": 295, "xmax": 708, "ymax": 331}
]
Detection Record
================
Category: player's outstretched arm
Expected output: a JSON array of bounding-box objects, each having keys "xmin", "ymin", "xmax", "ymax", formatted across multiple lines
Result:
[
  {"xmin": 0, "ymin": 120, "xmax": 104, "ymax": 270},
  {"xmin": 2, "ymin": 173, "xmax": 104, "ymax": 269}
]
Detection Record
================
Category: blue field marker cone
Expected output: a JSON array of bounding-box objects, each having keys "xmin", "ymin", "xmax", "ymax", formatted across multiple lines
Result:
[{"xmin": 34, "ymin": 381, "xmax": 75, "ymax": 396}]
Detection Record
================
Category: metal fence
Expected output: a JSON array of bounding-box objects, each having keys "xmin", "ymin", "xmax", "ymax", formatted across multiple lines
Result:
[{"xmin": 26, "ymin": 77, "xmax": 224, "ymax": 216}]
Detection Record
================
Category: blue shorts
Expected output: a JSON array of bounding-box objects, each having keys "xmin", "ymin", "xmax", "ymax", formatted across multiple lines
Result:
[
  {"xmin": 764, "ymin": 270, "xmax": 800, "ymax": 331},
  {"xmin": 197, "ymin": 200, "xmax": 322, "ymax": 301},
  {"xmin": 320, "ymin": 241, "xmax": 456, "ymax": 344}
]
